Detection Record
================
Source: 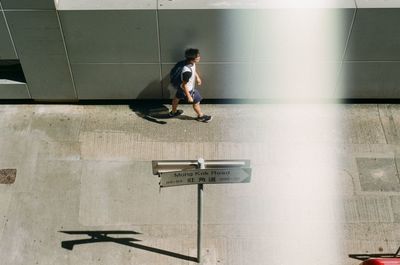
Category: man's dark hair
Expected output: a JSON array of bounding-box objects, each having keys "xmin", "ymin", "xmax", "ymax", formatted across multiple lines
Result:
[{"xmin": 185, "ymin": 48, "xmax": 200, "ymax": 61}]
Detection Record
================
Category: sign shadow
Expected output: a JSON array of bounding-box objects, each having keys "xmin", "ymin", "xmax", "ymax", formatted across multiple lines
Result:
[
  {"xmin": 349, "ymin": 245, "xmax": 400, "ymax": 261},
  {"xmin": 60, "ymin": 230, "xmax": 197, "ymax": 262}
]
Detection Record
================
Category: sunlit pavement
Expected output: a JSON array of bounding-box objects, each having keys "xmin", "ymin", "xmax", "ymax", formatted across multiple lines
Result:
[{"xmin": 0, "ymin": 103, "xmax": 398, "ymax": 265}]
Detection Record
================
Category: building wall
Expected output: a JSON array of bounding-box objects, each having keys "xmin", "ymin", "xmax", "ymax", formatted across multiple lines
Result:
[{"xmin": 0, "ymin": 0, "xmax": 399, "ymax": 100}]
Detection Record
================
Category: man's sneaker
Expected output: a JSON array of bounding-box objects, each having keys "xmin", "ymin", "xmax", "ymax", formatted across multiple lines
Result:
[
  {"xmin": 168, "ymin": 109, "xmax": 183, "ymax": 117},
  {"xmin": 196, "ymin": 115, "xmax": 212, "ymax": 123}
]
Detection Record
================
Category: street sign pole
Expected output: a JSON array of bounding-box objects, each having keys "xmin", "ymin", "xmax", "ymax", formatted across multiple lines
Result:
[
  {"xmin": 197, "ymin": 158, "xmax": 205, "ymax": 263},
  {"xmin": 151, "ymin": 159, "xmax": 251, "ymax": 264}
]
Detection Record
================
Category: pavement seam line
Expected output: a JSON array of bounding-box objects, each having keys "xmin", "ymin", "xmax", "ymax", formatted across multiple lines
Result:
[
  {"xmin": 377, "ymin": 104, "xmax": 389, "ymax": 145},
  {"xmin": 394, "ymin": 154, "xmax": 400, "ymax": 185}
]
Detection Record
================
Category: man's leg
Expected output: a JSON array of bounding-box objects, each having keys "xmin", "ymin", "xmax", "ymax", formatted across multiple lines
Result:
[
  {"xmin": 193, "ymin": 103, "xmax": 212, "ymax": 122},
  {"xmin": 171, "ymin": 97, "xmax": 180, "ymax": 113},
  {"xmin": 169, "ymin": 97, "xmax": 184, "ymax": 117},
  {"xmin": 192, "ymin": 103, "xmax": 203, "ymax": 117},
  {"xmin": 192, "ymin": 90, "xmax": 212, "ymax": 122}
]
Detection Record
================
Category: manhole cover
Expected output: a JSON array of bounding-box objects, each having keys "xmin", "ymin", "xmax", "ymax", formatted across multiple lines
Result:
[{"xmin": 0, "ymin": 169, "xmax": 16, "ymax": 184}]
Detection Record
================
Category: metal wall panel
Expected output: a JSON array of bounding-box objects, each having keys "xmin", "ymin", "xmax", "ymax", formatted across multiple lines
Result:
[
  {"xmin": 355, "ymin": 0, "xmax": 400, "ymax": 8},
  {"xmin": 161, "ymin": 63, "xmax": 251, "ymax": 99},
  {"xmin": 1, "ymin": 0, "xmax": 55, "ymax": 10},
  {"xmin": 0, "ymin": 82, "xmax": 29, "ymax": 98},
  {"xmin": 250, "ymin": 61, "xmax": 340, "ymax": 99},
  {"xmin": 339, "ymin": 62, "xmax": 400, "ymax": 98},
  {"xmin": 57, "ymin": 0, "xmax": 156, "ymax": 10},
  {"xmin": 254, "ymin": 9, "xmax": 354, "ymax": 62},
  {"xmin": 250, "ymin": 9, "xmax": 354, "ymax": 99},
  {"xmin": 0, "ymin": 13, "xmax": 16, "ymax": 59},
  {"xmin": 158, "ymin": 0, "xmax": 355, "ymax": 9},
  {"xmin": 2, "ymin": 6, "xmax": 398, "ymax": 100},
  {"xmin": 345, "ymin": 9, "xmax": 400, "ymax": 61},
  {"xmin": 342, "ymin": 9, "xmax": 400, "ymax": 98},
  {"xmin": 158, "ymin": 0, "xmax": 257, "ymax": 9},
  {"xmin": 72, "ymin": 64, "xmax": 161, "ymax": 99},
  {"xmin": 158, "ymin": 9, "xmax": 255, "ymax": 63},
  {"xmin": 5, "ymin": 11, "xmax": 76, "ymax": 100},
  {"xmin": 59, "ymin": 10, "xmax": 159, "ymax": 63},
  {"xmin": 159, "ymin": 8, "xmax": 353, "ymax": 99}
]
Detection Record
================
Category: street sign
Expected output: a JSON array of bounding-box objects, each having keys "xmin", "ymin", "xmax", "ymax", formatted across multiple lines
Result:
[
  {"xmin": 152, "ymin": 158, "xmax": 251, "ymax": 263},
  {"xmin": 159, "ymin": 167, "xmax": 251, "ymax": 188},
  {"xmin": 152, "ymin": 160, "xmax": 250, "ymax": 175}
]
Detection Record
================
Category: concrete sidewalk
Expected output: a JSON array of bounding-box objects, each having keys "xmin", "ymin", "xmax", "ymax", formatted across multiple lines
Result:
[{"xmin": 0, "ymin": 103, "xmax": 399, "ymax": 265}]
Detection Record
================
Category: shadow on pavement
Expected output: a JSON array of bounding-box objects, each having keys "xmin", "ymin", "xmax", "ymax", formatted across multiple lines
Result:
[
  {"xmin": 129, "ymin": 101, "xmax": 170, "ymax": 124},
  {"xmin": 60, "ymin": 230, "xmax": 197, "ymax": 262},
  {"xmin": 129, "ymin": 101, "xmax": 196, "ymax": 123},
  {"xmin": 176, "ymin": 114, "xmax": 196, "ymax": 121}
]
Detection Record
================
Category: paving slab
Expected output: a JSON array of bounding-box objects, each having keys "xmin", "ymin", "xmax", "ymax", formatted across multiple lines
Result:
[
  {"xmin": 30, "ymin": 111, "xmax": 83, "ymax": 142},
  {"xmin": 343, "ymin": 105, "xmax": 387, "ymax": 144},
  {"xmin": 390, "ymin": 196, "xmax": 400, "ymax": 223},
  {"xmin": 344, "ymin": 196, "xmax": 394, "ymax": 223},
  {"xmin": 356, "ymin": 157, "xmax": 400, "ymax": 192},
  {"xmin": 378, "ymin": 105, "xmax": 400, "ymax": 145},
  {"xmin": 0, "ymin": 105, "xmax": 34, "ymax": 136},
  {"xmin": 79, "ymin": 160, "xmax": 197, "ymax": 226},
  {"xmin": 37, "ymin": 141, "xmax": 81, "ymax": 161},
  {"xmin": 0, "ymin": 186, "xmax": 12, "ymax": 241}
]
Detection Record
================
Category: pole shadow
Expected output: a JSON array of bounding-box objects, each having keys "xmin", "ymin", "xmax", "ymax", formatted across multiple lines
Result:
[{"xmin": 60, "ymin": 230, "xmax": 197, "ymax": 263}]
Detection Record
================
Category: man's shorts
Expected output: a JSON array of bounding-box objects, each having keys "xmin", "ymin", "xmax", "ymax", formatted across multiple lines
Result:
[{"xmin": 175, "ymin": 89, "xmax": 202, "ymax": 104}]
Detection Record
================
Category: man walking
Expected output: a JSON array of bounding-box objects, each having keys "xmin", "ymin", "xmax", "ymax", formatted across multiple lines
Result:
[{"xmin": 169, "ymin": 48, "xmax": 212, "ymax": 122}]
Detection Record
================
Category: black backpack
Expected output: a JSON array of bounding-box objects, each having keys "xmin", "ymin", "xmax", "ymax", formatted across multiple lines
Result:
[{"xmin": 169, "ymin": 60, "xmax": 191, "ymax": 88}]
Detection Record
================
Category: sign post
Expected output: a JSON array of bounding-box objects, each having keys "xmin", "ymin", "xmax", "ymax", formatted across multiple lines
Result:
[
  {"xmin": 197, "ymin": 158, "xmax": 204, "ymax": 263},
  {"xmin": 152, "ymin": 159, "xmax": 251, "ymax": 263}
]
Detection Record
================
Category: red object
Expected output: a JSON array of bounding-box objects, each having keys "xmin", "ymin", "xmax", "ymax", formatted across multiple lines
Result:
[{"xmin": 361, "ymin": 258, "xmax": 400, "ymax": 265}]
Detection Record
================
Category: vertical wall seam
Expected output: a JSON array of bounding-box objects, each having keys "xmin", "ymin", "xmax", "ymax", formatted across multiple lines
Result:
[
  {"xmin": 0, "ymin": 1, "xmax": 32, "ymax": 98},
  {"xmin": 342, "ymin": 7, "xmax": 358, "ymax": 68},
  {"xmin": 0, "ymin": 2, "xmax": 18, "ymax": 59},
  {"xmin": 249, "ymin": 9, "xmax": 257, "ymax": 99},
  {"xmin": 334, "ymin": 7, "xmax": 358, "ymax": 99},
  {"xmin": 55, "ymin": 9, "xmax": 78, "ymax": 100},
  {"xmin": 155, "ymin": 0, "xmax": 164, "ymax": 98}
]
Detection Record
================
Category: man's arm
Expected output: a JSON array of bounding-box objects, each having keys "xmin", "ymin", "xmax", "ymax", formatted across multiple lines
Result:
[
  {"xmin": 181, "ymin": 71, "xmax": 194, "ymax": 102},
  {"xmin": 195, "ymin": 71, "xmax": 202, "ymax": 86}
]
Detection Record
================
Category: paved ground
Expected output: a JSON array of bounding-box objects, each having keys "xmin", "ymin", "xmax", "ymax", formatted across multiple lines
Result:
[{"xmin": 0, "ymin": 103, "xmax": 399, "ymax": 265}]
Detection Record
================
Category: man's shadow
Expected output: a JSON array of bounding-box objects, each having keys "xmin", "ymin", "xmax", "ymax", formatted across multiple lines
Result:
[
  {"xmin": 129, "ymin": 80, "xmax": 170, "ymax": 124},
  {"xmin": 60, "ymin": 231, "xmax": 197, "ymax": 262},
  {"xmin": 129, "ymin": 79, "xmax": 195, "ymax": 124},
  {"xmin": 129, "ymin": 100, "xmax": 170, "ymax": 125}
]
